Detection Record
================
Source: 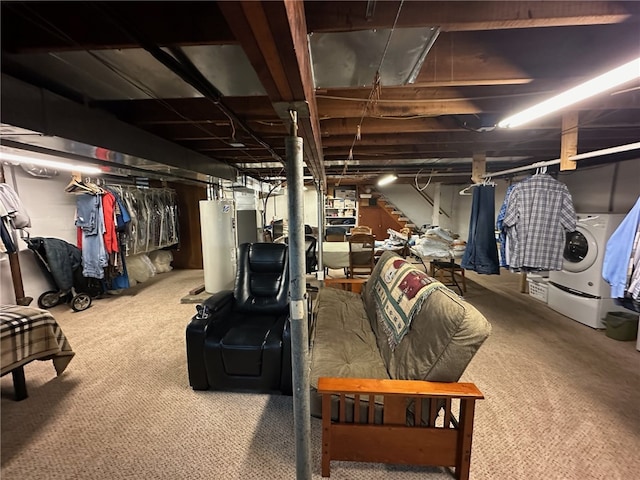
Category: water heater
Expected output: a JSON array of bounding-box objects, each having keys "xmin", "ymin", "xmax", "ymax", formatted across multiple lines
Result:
[{"xmin": 199, "ymin": 199, "xmax": 237, "ymax": 293}]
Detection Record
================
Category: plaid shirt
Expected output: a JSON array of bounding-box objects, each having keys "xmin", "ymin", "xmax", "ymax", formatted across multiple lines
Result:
[
  {"xmin": 1, "ymin": 305, "xmax": 74, "ymax": 376},
  {"xmin": 503, "ymin": 174, "xmax": 576, "ymax": 271}
]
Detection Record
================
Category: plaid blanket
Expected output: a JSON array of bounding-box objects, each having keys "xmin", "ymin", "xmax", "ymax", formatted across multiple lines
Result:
[
  {"xmin": 0, "ymin": 305, "xmax": 75, "ymax": 376},
  {"xmin": 373, "ymin": 255, "xmax": 445, "ymax": 350}
]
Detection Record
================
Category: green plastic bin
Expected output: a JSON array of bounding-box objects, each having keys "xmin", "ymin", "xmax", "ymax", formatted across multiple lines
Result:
[{"xmin": 604, "ymin": 312, "xmax": 639, "ymax": 341}]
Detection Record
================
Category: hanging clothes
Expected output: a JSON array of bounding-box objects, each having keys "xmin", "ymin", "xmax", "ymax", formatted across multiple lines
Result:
[
  {"xmin": 503, "ymin": 173, "xmax": 576, "ymax": 271},
  {"xmin": 101, "ymin": 190, "xmax": 119, "ymax": 255},
  {"xmin": 0, "ymin": 183, "xmax": 31, "ymax": 229},
  {"xmin": 75, "ymin": 193, "xmax": 108, "ymax": 279},
  {"xmin": 461, "ymin": 184, "xmax": 500, "ymax": 275},
  {"xmin": 602, "ymin": 196, "xmax": 640, "ymax": 311},
  {"xmin": 496, "ymin": 184, "xmax": 515, "ymax": 268}
]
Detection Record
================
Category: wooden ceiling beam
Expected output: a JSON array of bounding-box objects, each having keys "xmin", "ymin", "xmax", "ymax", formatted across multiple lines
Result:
[
  {"xmin": 317, "ymin": 95, "xmax": 640, "ymax": 118},
  {"xmin": 218, "ymin": 0, "xmax": 326, "ymax": 187},
  {"xmin": 305, "ymin": 1, "xmax": 638, "ymax": 33}
]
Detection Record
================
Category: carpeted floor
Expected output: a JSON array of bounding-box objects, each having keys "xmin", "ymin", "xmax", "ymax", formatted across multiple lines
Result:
[{"xmin": 1, "ymin": 268, "xmax": 639, "ymax": 479}]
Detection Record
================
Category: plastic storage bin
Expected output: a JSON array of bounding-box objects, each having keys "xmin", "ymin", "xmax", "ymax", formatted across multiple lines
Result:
[
  {"xmin": 604, "ymin": 312, "xmax": 639, "ymax": 341},
  {"xmin": 527, "ymin": 279, "xmax": 548, "ymax": 303}
]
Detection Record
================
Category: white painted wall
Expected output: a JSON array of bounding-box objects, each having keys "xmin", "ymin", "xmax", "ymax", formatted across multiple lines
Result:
[
  {"xmin": 559, "ymin": 158, "xmax": 640, "ymax": 214},
  {"xmin": 377, "ymin": 182, "xmax": 460, "ymax": 232},
  {"xmin": 1, "ymin": 165, "xmax": 77, "ymax": 304},
  {"xmin": 264, "ymin": 189, "xmax": 320, "ymax": 230}
]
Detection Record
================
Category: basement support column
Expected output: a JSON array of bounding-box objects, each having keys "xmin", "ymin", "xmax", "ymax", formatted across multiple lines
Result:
[
  {"xmin": 285, "ymin": 109, "xmax": 312, "ymax": 480},
  {"xmin": 431, "ymin": 182, "xmax": 441, "ymax": 227},
  {"xmin": 316, "ymin": 184, "xmax": 325, "ymax": 281},
  {"xmin": 560, "ymin": 112, "xmax": 578, "ymax": 171},
  {"xmin": 471, "ymin": 152, "xmax": 486, "ymax": 184}
]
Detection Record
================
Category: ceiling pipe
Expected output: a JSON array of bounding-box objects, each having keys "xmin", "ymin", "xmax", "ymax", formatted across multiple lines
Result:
[{"xmin": 92, "ymin": 3, "xmax": 285, "ymax": 176}]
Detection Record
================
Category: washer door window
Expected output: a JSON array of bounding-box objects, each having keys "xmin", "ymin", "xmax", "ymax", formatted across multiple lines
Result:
[{"xmin": 562, "ymin": 228, "xmax": 597, "ymax": 273}]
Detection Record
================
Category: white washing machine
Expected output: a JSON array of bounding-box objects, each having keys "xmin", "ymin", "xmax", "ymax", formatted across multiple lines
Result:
[{"xmin": 547, "ymin": 213, "xmax": 629, "ymax": 329}]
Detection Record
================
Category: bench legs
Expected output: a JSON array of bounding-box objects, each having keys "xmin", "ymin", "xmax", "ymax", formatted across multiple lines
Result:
[{"xmin": 455, "ymin": 398, "xmax": 477, "ymax": 480}]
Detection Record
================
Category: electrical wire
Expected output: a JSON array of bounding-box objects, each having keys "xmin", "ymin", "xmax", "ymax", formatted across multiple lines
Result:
[{"xmin": 414, "ymin": 168, "xmax": 434, "ymax": 191}]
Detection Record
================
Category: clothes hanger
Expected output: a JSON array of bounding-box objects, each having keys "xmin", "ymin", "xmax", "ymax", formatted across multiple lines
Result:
[
  {"xmin": 459, "ymin": 177, "xmax": 495, "ymax": 195},
  {"xmin": 482, "ymin": 176, "xmax": 496, "ymax": 186},
  {"xmin": 458, "ymin": 184, "xmax": 474, "ymax": 196},
  {"xmin": 64, "ymin": 177, "xmax": 95, "ymax": 194}
]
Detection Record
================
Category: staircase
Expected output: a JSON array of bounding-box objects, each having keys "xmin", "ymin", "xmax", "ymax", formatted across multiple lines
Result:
[{"xmin": 375, "ymin": 195, "xmax": 417, "ymax": 232}]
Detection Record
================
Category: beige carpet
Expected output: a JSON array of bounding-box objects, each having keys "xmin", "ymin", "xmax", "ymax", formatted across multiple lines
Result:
[{"xmin": 1, "ymin": 268, "xmax": 639, "ymax": 479}]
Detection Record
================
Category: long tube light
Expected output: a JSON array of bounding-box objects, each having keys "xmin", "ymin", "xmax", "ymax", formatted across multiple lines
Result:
[
  {"xmin": 377, "ymin": 174, "xmax": 398, "ymax": 186},
  {"xmin": 0, "ymin": 151, "xmax": 102, "ymax": 174},
  {"xmin": 498, "ymin": 56, "xmax": 640, "ymax": 128}
]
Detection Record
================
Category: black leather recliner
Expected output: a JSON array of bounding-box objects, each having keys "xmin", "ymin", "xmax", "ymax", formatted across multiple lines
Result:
[
  {"xmin": 305, "ymin": 235, "xmax": 318, "ymax": 273},
  {"xmin": 186, "ymin": 242, "xmax": 292, "ymax": 394}
]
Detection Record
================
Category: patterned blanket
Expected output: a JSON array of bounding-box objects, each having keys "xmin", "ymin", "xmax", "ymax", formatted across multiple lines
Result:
[
  {"xmin": 373, "ymin": 255, "xmax": 445, "ymax": 350},
  {"xmin": 0, "ymin": 305, "xmax": 75, "ymax": 376}
]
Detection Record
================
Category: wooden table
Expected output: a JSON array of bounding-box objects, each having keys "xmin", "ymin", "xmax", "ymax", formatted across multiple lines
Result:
[
  {"xmin": 321, "ymin": 242, "xmax": 351, "ymax": 269},
  {"xmin": 324, "ymin": 277, "xmax": 367, "ymax": 294},
  {"xmin": 321, "ymin": 242, "xmax": 405, "ymax": 270}
]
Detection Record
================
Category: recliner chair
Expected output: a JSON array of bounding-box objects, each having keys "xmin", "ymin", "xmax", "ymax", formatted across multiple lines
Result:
[
  {"xmin": 305, "ymin": 235, "xmax": 318, "ymax": 273},
  {"xmin": 186, "ymin": 242, "xmax": 292, "ymax": 394}
]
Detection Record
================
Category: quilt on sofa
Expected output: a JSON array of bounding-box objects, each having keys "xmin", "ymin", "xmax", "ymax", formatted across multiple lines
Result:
[{"xmin": 372, "ymin": 254, "xmax": 446, "ymax": 349}]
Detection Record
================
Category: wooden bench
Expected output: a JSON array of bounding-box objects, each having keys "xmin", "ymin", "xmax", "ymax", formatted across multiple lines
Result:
[{"xmin": 318, "ymin": 377, "xmax": 484, "ymax": 479}]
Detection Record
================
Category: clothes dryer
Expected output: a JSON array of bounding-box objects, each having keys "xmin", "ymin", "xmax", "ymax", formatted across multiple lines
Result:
[{"xmin": 547, "ymin": 213, "xmax": 628, "ymax": 328}]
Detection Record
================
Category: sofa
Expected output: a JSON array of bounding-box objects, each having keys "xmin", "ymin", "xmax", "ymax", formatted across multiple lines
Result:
[{"xmin": 310, "ymin": 251, "xmax": 492, "ymax": 479}]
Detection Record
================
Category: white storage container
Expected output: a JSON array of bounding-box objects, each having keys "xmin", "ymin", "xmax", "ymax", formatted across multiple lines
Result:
[{"xmin": 527, "ymin": 279, "xmax": 549, "ymax": 303}]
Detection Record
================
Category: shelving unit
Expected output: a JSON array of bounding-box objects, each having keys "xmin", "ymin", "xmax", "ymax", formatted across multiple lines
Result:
[{"xmin": 325, "ymin": 186, "xmax": 357, "ymax": 231}]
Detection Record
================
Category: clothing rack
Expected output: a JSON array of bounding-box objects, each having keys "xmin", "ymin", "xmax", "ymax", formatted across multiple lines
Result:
[
  {"xmin": 481, "ymin": 158, "xmax": 561, "ymax": 179},
  {"xmin": 482, "ymin": 141, "xmax": 640, "ymax": 179}
]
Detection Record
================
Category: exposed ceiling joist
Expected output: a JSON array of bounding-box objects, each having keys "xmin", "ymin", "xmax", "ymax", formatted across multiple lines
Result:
[{"xmin": 218, "ymin": 0, "xmax": 326, "ymax": 188}]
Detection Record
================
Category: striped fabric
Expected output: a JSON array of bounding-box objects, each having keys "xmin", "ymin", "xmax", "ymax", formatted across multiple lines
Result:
[
  {"xmin": 503, "ymin": 174, "xmax": 576, "ymax": 271},
  {"xmin": 1, "ymin": 305, "xmax": 74, "ymax": 376}
]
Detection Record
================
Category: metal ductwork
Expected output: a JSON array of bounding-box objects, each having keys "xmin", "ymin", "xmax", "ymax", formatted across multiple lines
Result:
[{"xmin": 0, "ymin": 74, "xmax": 238, "ymax": 183}]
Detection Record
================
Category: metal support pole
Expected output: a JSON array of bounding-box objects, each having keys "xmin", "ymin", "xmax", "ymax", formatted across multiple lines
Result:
[
  {"xmin": 316, "ymin": 184, "xmax": 325, "ymax": 281},
  {"xmin": 431, "ymin": 182, "xmax": 441, "ymax": 227},
  {"xmin": 285, "ymin": 110, "xmax": 312, "ymax": 480}
]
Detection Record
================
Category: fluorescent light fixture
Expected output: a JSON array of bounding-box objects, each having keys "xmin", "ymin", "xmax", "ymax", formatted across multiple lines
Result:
[
  {"xmin": 377, "ymin": 174, "xmax": 397, "ymax": 186},
  {"xmin": 0, "ymin": 151, "xmax": 102, "ymax": 174},
  {"xmin": 498, "ymin": 56, "xmax": 640, "ymax": 128},
  {"xmin": 228, "ymin": 141, "xmax": 246, "ymax": 148}
]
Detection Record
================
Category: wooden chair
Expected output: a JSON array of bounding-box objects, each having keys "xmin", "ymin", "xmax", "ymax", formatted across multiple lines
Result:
[{"xmin": 348, "ymin": 233, "xmax": 375, "ymax": 278}]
